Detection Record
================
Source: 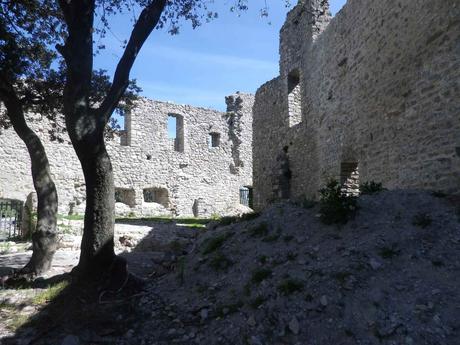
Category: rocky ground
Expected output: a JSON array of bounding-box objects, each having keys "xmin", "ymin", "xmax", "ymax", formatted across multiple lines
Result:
[{"xmin": 1, "ymin": 190, "xmax": 460, "ymax": 345}]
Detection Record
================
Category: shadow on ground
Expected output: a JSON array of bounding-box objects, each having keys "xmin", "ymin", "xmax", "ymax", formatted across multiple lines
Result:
[{"xmin": 0, "ymin": 217, "xmax": 213, "ymax": 345}]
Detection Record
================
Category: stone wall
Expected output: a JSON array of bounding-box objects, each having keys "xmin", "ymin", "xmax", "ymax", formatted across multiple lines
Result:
[
  {"xmin": 0, "ymin": 92, "xmax": 254, "ymax": 217},
  {"xmin": 253, "ymin": 0, "xmax": 460, "ymax": 210}
]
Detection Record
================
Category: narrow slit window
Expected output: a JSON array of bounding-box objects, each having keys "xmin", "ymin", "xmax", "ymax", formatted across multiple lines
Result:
[
  {"xmin": 288, "ymin": 69, "xmax": 302, "ymax": 127},
  {"xmin": 208, "ymin": 132, "xmax": 220, "ymax": 148},
  {"xmin": 168, "ymin": 114, "xmax": 184, "ymax": 152}
]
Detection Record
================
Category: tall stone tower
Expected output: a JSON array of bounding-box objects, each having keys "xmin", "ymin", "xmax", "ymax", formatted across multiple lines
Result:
[{"xmin": 280, "ymin": 0, "xmax": 331, "ymax": 77}]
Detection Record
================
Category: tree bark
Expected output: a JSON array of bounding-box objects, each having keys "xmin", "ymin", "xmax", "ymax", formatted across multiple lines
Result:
[
  {"xmin": 0, "ymin": 80, "xmax": 58, "ymax": 275},
  {"xmin": 57, "ymin": 0, "xmax": 166, "ymax": 282},
  {"xmin": 70, "ymin": 125, "xmax": 118, "ymax": 276}
]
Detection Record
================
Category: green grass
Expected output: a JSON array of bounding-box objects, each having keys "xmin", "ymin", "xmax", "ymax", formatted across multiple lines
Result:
[
  {"xmin": 248, "ymin": 222, "xmax": 269, "ymax": 237},
  {"xmin": 249, "ymin": 295, "xmax": 267, "ymax": 309},
  {"xmin": 209, "ymin": 252, "xmax": 234, "ymax": 271},
  {"xmin": 319, "ymin": 179, "xmax": 358, "ymax": 225},
  {"xmin": 286, "ymin": 252, "xmax": 298, "ymax": 261},
  {"xmin": 277, "ymin": 278, "xmax": 304, "ymax": 295},
  {"xmin": 116, "ymin": 215, "xmax": 211, "ymax": 225},
  {"xmin": 201, "ymin": 233, "xmax": 232, "ymax": 255},
  {"xmin": 377, "ymin": 245, "xmax": 400, "ymax": 259},
  {"xmin": 32, "ymin": 281, "xmax": 69, "ymax": 305},
  {"xmin": 7, "ymin": 314, "xmax": 30, "ymax": 332},
  {"xmin": 283, "ymin": 235, "xmax": 294, "ymax": 243},
  {"xmin": 216, "ymin": 300, "xmax": 244, "ymax": 318},
  {"xmin": 216, "ymin": 212, "xmax": 261, "ymax": 226},
  {"xmin": 359, "ymin": 181, "xmax": 385, "ymax": 195},
  {"xmin": 412, "ymin": 213, "xmax": 432, "ymax": 228},
  {"xmin": 251, "ymin": 268, "xmax": 272, "ymax": 284},
  {"xmin": 58, "ymin": 214, "xmax": 84, "ymax": 221},
  {"xmin": 258, "ymin": 255, "xmax": 268, "ymax": 265}
]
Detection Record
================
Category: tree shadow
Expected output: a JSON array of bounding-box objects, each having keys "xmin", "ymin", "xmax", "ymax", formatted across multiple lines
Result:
[{"xmin": 0, "ymin": 217, "xmax": 210, "ymax": 344}]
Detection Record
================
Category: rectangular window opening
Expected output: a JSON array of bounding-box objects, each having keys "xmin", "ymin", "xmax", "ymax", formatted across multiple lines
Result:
[
  {"xmin": 168, "ymin": 114, "xmax": 184, "ymax": 152},
  {"xmin": 208, "ymin": 132, "xmax": 220, "ymax": 148}
]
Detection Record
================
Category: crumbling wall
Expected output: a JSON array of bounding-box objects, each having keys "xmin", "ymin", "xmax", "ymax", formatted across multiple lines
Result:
[
  {"xmin": 253, "ymin": 0, "xmax": 460, "ymax": 210},
  {"xmin": 0, "ymin": 93, "xmax": 254, "ymax": 217}
]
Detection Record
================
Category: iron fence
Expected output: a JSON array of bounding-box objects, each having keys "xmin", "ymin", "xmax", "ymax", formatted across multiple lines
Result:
[
  {"xmin": 0, "ymin": 199, "xmax": 23, "ymax": 240},
  {"xmin": 239, "ymin": 187, "xmax": 254, "ymax": 209}
]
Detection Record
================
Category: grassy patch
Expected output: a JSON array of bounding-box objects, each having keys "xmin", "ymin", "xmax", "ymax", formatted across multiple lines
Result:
[
  {"xmin": 251, "ymin": 268, "xmax": 272, "ymax": 284},
  {"xmin": 258, "ymin": 255, "xmax": 268, "ymax": 265},
  {"xmin": 201, "ymin": 233, "xmax": 232, "ymax": 255},
  {"xmin": 262, "ymin": 234, "xmax": 280, "ymax": 242},
  {"xmin": 7, "ymin": 313, "xmax": 30, "ymax": 331},
  {"xmin": 332, "ymin": 271, "xmax": 352, "ymax": 284},
  {"xmin": 0, "ymin": 241, "xmax": 12, "ymax": 254},
  {"xmin": 431, "ymin": 191, "xmax": 447, "ymax": 198},
  {"xmin": 286, "ymin": 252, "xmax": 298, "ymax": 261},
  {"xmin": 249, "ymin": 295, "xmax": 267, "ymax": 309},
  {"xmin": 412, "ymin": 213, "xmax": 432, "ymax": 228},
  {"xmin": 283, "ymin": 235, "xmax": 294, "ymax": 243},
  {"xmin": 377, "ymin": 245, "xmax": 400, "ymax": 259},
  {"xmin": 277, "ymin": 278, "xmax": 304, "ymax": 295},
  {"xmin": 217, "ymin": 212, "xmax": 261, "ymax": 226},
  {"xmin": 32, "ymin": 281, "xmax": 69, "ymax": 305},
  {"xmin": 216, "ymin": 300, "xmax": 243, "ymax": 318},
  {"xmin": 301, "ymin": 198, "xmax": 316, "ymax": 209},
  {"xmin": 319, "ymin": 179, "xmax": 357, "ymax": 225},
  {"xmin": 249, "ymin": 222, "xmax": 269, "ymax": 237},
  {"xmin": 209, "ymin": 252, "xmax": 234, "ymax": 271},
  {"xmin": 359, "ymin": 181, "xmax": 385, "ymax": 195}
]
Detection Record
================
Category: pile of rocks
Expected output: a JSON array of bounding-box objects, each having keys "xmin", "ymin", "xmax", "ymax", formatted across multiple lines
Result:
[{"xmin": 122, "ymin": 190, "xmax": 460, "ymax": 345}]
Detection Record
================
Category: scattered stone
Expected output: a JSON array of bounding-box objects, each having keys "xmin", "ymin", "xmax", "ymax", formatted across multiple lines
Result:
[
  {"xmin": 320, "ymin": 295, "xmax": 328, "ymax": 306},
  {"xmin": 247, "ymin": 315, "xmax": 256, "ymax": 327},
  {"xmin": 289, "ymin": 317, "xmax": 300, "ymax": 335},
  {"xmin": 369, "ymin": 257, "xmax": 383, "ymax": 270},
  {"xmin": 61, "ymin": 335, "xmax": 80, "ymax": 345}
]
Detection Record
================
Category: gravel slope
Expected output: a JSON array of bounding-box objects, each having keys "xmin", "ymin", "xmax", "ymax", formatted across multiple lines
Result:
[{"xmin": 125, "ymin": 190, "xmax": 460, "ymax": 345}]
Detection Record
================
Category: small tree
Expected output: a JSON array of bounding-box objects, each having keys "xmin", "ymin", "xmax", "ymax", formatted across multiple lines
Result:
[
  {"xmin": 0, "ymin": 1, "xmax": 63, "ymax": 274},
  {"xmin": 0, "ymin": 1, "xmax": 139, "ymax": 275}
]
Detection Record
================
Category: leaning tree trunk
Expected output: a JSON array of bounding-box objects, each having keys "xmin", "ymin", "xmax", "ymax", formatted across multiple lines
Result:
[{"xmin": 0, "ymin": 84, "xmax": 58, "ymax": 275}]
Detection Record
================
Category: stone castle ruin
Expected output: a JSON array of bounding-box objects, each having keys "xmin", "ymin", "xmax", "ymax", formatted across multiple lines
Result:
[
  {"xmin": 252, "ymin": 0, "xmax": 460, "ymax": 210},
  {"xmin": 0, "ymin": 93, "xmax": 254, "ymax": 217},
  {"xmin": 1, "ymin": 0, "xmax": 459, "ymax": 218}
]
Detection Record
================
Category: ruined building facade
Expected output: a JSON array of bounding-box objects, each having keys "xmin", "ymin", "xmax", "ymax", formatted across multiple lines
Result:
[
  {"xmin": 253, "ymin": 0, "xmax": 460, "ymax": 210},
  {"xmin": 0, "ymin": 93, "xmax": 254, "ymax": 217}
]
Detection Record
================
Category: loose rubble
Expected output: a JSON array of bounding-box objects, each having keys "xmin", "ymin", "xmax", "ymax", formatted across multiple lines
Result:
[{"xmin": 1, "ymin": 190, "xmax": 459, "ymax": 345}]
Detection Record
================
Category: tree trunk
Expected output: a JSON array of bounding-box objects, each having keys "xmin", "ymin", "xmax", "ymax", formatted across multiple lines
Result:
[
  {"xmin": 64, "ymin": 110, "xmax": 121, "ymax": 279},
  {"xmin": 0, "ymin": 85, "xmax": 58, "ymax": 275}
]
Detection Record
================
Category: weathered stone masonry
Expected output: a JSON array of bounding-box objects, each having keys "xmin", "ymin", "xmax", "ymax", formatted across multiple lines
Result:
[
  {"xmin": 0, "ymin": 92, "xmax": 254, "ymax": 217},
  {"xmin": 253, "ymin": 0, "xmax": 460, "ymax": 210}
]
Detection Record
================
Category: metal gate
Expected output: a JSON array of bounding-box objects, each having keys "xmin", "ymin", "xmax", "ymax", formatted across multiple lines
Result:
[
  {"xmin": 239, "ymin": 186, "xmax": 254, "ymax": 209},
  {"xmin": 0, "ymin": 199, "xmax": 23, "ymax": 240}
]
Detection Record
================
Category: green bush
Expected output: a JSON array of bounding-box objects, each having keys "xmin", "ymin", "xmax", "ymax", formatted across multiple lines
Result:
[
  {"xmin": 412, "ymin": 213, "xmax": 432, "ymax": 228},
  {"xmin": 202, "ymin": 233, "xmax": 232, "ymax": 255},
  {"xmin": 251, "ymin": 268, "xmax": 272, "ymax": 284},
  {"xmin": 249, "ymin": 222, "xmax": 269, "ymax": 237},
  {"xmin": 359, "ymin": 181, "xmax": 385, "ymax": 195},
  {"xmin": 209, "ymin": 252, "xmax": 233, "ymax": 271},
  {"xmin": 277, "ymin": 278, "xmax": 304, "ymax": 295},
  {"xmin": 319, "ymin": 180, "xmax": 357, "ymax": 225}
]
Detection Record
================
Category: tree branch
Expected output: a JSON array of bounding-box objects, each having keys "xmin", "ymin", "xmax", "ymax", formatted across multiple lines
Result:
[{"xmin": 98, "ymin": 0, "xmax": 167, "ymax": 123}]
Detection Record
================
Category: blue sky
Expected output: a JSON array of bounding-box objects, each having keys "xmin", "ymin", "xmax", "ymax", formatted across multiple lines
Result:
[{"xmin": 95, "ymin": 0, "xmax": 347, "ymax": 113}]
